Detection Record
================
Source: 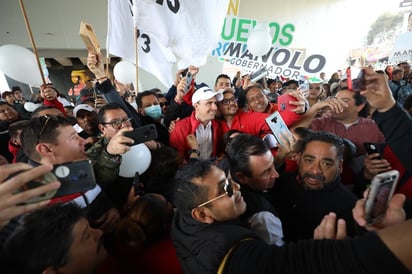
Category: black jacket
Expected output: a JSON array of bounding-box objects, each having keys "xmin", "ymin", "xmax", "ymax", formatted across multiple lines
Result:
[
  {"xmin": 171, "ymin": 211, "xmax": 409, "ymax": 274},
  {"xmin": 271, "ymin": 172, "xmax": 360, "ymax": 241},
  {"xmin": 171, "ymin": 211, "xmax": 253, "ymax": 274}
]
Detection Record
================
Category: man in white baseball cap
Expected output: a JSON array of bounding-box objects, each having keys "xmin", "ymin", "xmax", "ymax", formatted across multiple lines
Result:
[{"xmin": 170, "ymin": 86, "xmax": 223, "ymax": 160}]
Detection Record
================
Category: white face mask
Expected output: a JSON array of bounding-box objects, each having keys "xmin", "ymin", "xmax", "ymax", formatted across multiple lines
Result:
[{"xmin": 144, "ymin": 104, "xmax": 162, "ymax": 120}]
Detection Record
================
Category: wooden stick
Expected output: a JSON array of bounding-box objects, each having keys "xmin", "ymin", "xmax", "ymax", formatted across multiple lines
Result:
[
  {"xmin": 18, "ymin": 0, "xmax": 46, "ymax": 85},
  {"xmin": 134, "ymin": 28, "xmax": 139, "ymax": 93}
]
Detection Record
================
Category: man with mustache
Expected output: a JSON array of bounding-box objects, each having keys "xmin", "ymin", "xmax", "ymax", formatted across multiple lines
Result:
[
  {"xmin": 172, "ymin": 160, "xmax": 412, "ymax": 274},
  {"xmin": 271, "ymin": 131, "xmax": 360, "ymax": 241}
]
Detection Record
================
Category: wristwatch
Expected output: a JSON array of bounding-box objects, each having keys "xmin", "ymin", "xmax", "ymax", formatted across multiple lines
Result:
[{"xmin": 188, "ymin": 149, "xmax": 200, "ymax": 157}]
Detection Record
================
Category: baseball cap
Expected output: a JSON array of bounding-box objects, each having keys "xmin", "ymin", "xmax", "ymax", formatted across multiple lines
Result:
[
  {"xmin": 73, "ymin": 104, "xmax": 95, "ymax": 118},
  {"xmin": 191, "ymin": 86, "xmax": 223, "ymax": 106},
  {"xmin": 76, "ymin": 88, "xmax": 95, "ymax": 105}
]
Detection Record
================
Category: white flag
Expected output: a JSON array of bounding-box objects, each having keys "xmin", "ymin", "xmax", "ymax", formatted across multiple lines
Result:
[
  {"xmin": 135, "ymin": 0, "xmax": 230, "ymax": 66},
  {"xmin": 107, "ymin": 0, "xmax": 176, "ymax": 87}
]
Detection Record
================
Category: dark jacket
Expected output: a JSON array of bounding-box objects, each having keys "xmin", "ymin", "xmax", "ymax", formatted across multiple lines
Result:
[
  {"xmin": 372, "ymin": 104, "xmax": 412, "ymax": 179},
  {"xmin": 171, "ymin": 211, "xmax": 409, "ymax": 274},
  {"xmin": 171, "ymin": 211, "xmax": 253, "ymax": 274},
  {"xmin": 271, "ymin": 172, "xmax": 360, "ymax": 241},
  {"xmin": 139, "ymin": 114, "xmax": 169, "ymax": 145},
  {"xmin": 96, "ymin": 79, "xmax": 141, "ymax": 128}
]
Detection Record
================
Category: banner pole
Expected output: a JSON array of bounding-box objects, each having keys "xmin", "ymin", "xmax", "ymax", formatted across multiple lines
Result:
[
  {"xmin": 134, "ymin": 28, "xmax": 139, "ymax": 93},
  {"xmin": 18, "ymin": 0, "xmax": 46, "ymax": 85}
]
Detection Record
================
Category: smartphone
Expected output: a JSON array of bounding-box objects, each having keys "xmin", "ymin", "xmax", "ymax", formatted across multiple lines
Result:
[
  {"xmin": 183, "ymin": 71, "xmax": 193, "ymax": 94},
  {"xmin": 364, "ymin": 170, "xmax": 399, "ymax": 225},
  {"xmin": 123, "ymin": 124, "xmax": 158, "ymax": 146},
  {"xmin": 265, "ymin": 111, "xmax": 293, "ymax": 147},
  {"xmin": 352, "ymin": 69, "xmax": 366, "ymax": 92},
  {"xmin": 14, "ymin": 160, "xmax": 97, "ymax": 204},
  {"xmin": 53, "ymin": 160, "xmax": 97, "ymax": 197},
  {"xmin": 277, "ymin": 93, "xmax": 298, "ymax": 114},
  {"xmin": 363, "ymin": 142, "xmax": 382, "ymax": 160}
]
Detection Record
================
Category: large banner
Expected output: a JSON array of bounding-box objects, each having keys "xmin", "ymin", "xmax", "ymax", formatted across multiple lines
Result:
[
  {"xmin": 107, "ymin": 0, "xmax": 176, "ymax": 87},
  {"xmin": 212, "ymin": 0, "xmax": 411, "ymax": 79},
  {"xmin": 107, "ymin": 0, "xmax": 230, "ymax": 87},
  {"xmin": 389, "ymin": 11, "xmax": 412, "ymax": 64},
  {"xmin": 210, "ymin": 0, "xmax": 326, "ymax": 80}
]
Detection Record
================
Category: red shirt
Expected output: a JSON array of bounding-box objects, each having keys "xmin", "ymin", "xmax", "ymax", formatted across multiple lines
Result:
[{"xmin": 310, "ymin": 116, "xmax": 385, "ymax": 156}]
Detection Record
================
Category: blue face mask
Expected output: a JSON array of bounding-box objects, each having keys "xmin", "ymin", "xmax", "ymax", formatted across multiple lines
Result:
[{"xmin": 144, "ymin": 104, "xmax": 162, "ymax": 120}]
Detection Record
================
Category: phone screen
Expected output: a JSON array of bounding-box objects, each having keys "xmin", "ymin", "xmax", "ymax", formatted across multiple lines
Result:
[{"xmin": 365, "ymin": 170, "xmax": 399, "ymax": 224}]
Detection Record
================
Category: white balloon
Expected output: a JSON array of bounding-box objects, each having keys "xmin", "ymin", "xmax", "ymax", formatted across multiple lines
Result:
[
  {"xmin": 24, "ymin": 102, "xmax": 42, "ymax": 112},
  {"xmin": 113, "ymin": 60, "xmax": 136, "ymax": 84},
  {"xmin": 247, "ymin": 30, "xmax": 272, "ymax": 57},
  {"xmin": 0, "ymin": 44, "xmax": 43, "ymax": 86},
  {"xmin": 119, "ymin": 143, "xmax": 152, "ymax": 177}
]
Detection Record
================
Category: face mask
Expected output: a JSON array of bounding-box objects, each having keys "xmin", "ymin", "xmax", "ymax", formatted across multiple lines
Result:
[{"xmin": 144, "ymin": 104, "xmax": 162, "ymax": 120}]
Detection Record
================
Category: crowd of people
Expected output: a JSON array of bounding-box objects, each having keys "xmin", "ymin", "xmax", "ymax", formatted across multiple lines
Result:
[{"xmin": 0, "ymin": 51, "xmax": 411, "ymax": 274}]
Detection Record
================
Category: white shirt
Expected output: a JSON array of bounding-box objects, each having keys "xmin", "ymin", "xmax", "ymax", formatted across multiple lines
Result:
[{"xmin": 195, "ymin": 121, "xmax": 213, "ymax": 160}]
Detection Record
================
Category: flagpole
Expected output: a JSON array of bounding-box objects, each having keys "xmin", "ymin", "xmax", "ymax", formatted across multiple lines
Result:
[
  {"xmin": 18, "ymin": 0, "xmax": 46, "ymax": 85},
  {"xmin": 134, "ymin": 28, "xmax": 139, "ymax": 93}
]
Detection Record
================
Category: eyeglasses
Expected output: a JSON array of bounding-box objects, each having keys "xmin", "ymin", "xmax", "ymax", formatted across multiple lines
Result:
[
  {"xmin": 37, "ymin": 115, "xmax": 57, "ymax": 144},
  {"xmin": 196, "ymin": 177, "xmax": 234, "ymax": 208},
  {"xmin": 159, "ymin": 102, "xmax": 169, "ymax": 107},
  {"xmin": 220, "ymin": 97, "xmax": 238, "ymax": 105},
  {"xmin": 101, "ymin": 117, "xmax": 132, "ymax": 129}
]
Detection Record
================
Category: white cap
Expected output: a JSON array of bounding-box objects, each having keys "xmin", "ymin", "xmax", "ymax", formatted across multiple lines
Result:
[
  {"xmin": 73, "ymin": 104, "xmax": 95, "ymax": 118},
  {"xmin": 192, "ymin": 86, "xmax": 223, "ymax": 106}
]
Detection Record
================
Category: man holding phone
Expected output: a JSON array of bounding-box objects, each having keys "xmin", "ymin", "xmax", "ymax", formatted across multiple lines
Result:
[
  {"xmin": 217, "ymin": 87, "xmax": 271, "ymax": 138},
  {"xmin": 243, "ymin": 83, "xmax": 306, "ymax": 126},
  {"xmin": 0, "ymin": 163, "xmax": 61, "ymax": 232},
  {"xmin": 21, "ymin": 115, "xmax": 120, "ymax": 232},
  {"xmin": 87, "ymin": 103, "xmax": 135, "ymax": 207},
  {"xmin": 172, "ymin": 160, "xmax": 412, "ymax": 274},
  {"xmin": 355, "ymin": 67, "xmax": 412, "ymax": 199}
]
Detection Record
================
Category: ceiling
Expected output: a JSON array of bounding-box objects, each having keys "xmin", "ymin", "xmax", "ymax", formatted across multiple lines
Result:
[{"xmin": 0, "ymin": 0, "xmax": 115, "ymax": 69}]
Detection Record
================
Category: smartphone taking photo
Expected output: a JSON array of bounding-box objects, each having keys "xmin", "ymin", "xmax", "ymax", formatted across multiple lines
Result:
[
  {"xmin": 277, "ymin": 93, "xmax": 298, "ymax": 116},
  {"xmin": 363, "ymin": 142, "xmax": 382, "ymax": 160},
  {"xmin": 183, "ymin": 71, "xmax": 193, "ymax": 94},
  {"xmin": 14, "ymin": 160, "xmax": 97, "ymax": 204},
  {"xmin": 265, "ymin": 111, "xmax": 293, "ymax": 147},
  {"xmin": 351, "ymin": 69, "xmax": 366, "ymax": 92},
  {"xmin": 123, "ymin": 124, "xmax": 158, "ymax": 146},
  {"xmin": 364, "ymin": 170, "xmax": 399, "ymax": 225},
  {"xmin": 53, "ymin": 160, "xmax": 97, "ymax": 197}
]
